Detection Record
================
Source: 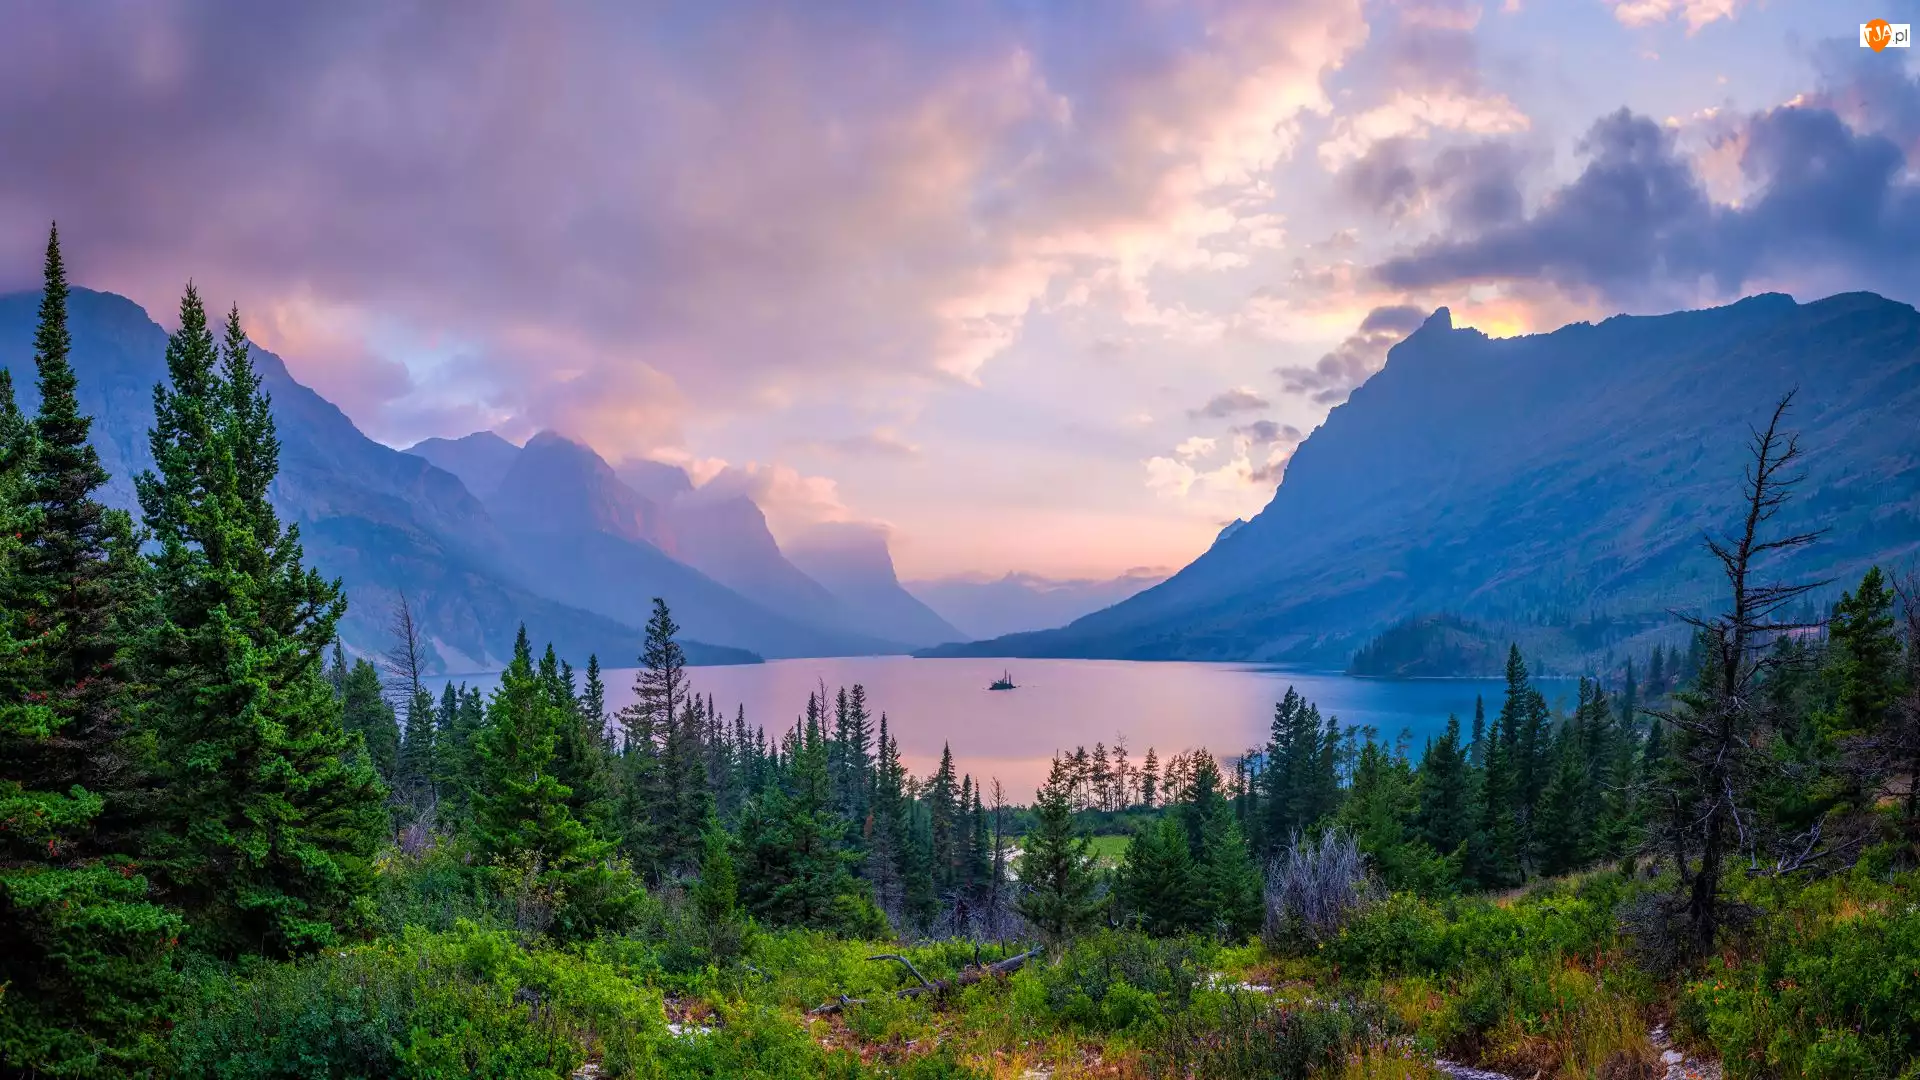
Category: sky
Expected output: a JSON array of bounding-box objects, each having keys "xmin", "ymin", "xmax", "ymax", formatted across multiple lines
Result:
[{"xmin": 1, "ymin": 0, "xmax": 1916, "ymax": 580}]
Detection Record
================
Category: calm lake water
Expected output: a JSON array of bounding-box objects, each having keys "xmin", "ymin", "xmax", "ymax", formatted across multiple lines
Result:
[{"xmin": 439, "ymin": 656, "xmax": 1577, "ymax": 799}]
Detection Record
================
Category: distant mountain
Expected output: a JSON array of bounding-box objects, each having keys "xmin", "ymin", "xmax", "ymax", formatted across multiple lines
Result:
[
  {"xmin": 906, "ymin": 568, "xmax": 1169, "ymax": 641},
  {"xmin": 405, "ymin": 431, "xmax": 521, "ymax": 500},
  {"xmin": 614, "ymin": 458, "xmax": 695, "ymax": 504},
  {"xmin": 924, "ymin": 293, "xmax": 1920, "ymax": 668},
  {"xmin": 787, "ymin": 523, "xmax": 965, "ymax": 648},
  {"xmin": 410, "ymin": 432, "xmax": 940, "ymax": 650},
  {"xmin": 484, "ymin": 431, "xmax": 900, "ymax": 658},
  {"xmin": 667, "ymin": 492, "xmax": 850, "ymax": 625},
  {"xmin": 0, "ymin": 287, "xmax": 757, "ymax": 672}
]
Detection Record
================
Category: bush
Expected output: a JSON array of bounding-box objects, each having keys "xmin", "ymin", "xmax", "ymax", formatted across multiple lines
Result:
[
  {"xmin": 1147, "ymin": 992, "xmax": 1390, "ymax": 1079},
  {"xmin": 1680, "ymin": 884, "xmax": 1920, "ymax": 1080},
  {"xmin": 1023, "ymin": 930, "xmax": 1211, "ymax": 1030},
  {"xmin": 168, "ymin": 923, "xmax": 667, "ymax": 1079},
  {"xmin": 1265, "ymin": 828, "xmax": 1375, "ymax": 948}
]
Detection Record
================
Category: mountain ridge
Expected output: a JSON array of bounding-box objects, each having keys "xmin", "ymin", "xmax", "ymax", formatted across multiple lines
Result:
[
  {"xmin": 0, "ymin": 287, "xmax": 760, "ymax": 671},
  {"xmin": 922, "ymin": 290, "xmax": 1920, "ymax": 667}
]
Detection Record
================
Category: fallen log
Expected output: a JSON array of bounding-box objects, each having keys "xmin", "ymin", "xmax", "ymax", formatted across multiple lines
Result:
[{"xmin": 808, "ymin": 948, "xmax": 1043, "ymax": 1015}]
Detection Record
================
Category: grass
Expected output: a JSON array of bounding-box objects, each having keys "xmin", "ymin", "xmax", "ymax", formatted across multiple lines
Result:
[{"xmin": 1086, "ymin": 834, "xmax": 1131, "ymax": 868}]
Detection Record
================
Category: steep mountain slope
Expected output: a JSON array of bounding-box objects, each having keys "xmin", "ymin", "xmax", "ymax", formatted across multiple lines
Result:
[
  {"xmin": 906, "ymin": 568, "xmax": 1168, "ymax": 640},
  {"xmin": 485, "ymin": 432, "xmax": 900, "ymax": 657},
  {"xmin": 405, "ymin": 431, "xmax": 521, "ymax": 499},
  {"xmin": 411, "ymin": 432, "xmax": 925, "ymax": 646},
  {"xmin": 927, "ymin": 292, "xmax": 1920, "ymax": 666},
  {"xmin": 787, "ymin": 523, "xmax": 965, "ymax": 648},
  {"xmin": 0, "ymin": 287, "xmax": 757, "ymax": 671}
]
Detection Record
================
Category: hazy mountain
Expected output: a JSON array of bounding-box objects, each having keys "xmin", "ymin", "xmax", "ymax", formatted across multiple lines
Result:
[
  {"xmin": 410, "ymin": 432, "xmax": 925, "ymax": 648},
  {"xmin": 615, "ymin": 458, "xmax": 695, "ymax": 504},
  {"xmin": 667, "ymin": 492, "xmax": 850, "ymax": 625},
  {"xmin": 906, "ymin": 568, "xmax": 1169, "ymax": 641},
  {"xmin": 786, "ymin": 523, "xmax": 965, "ymax": 647},
  {"xmin": 0, "ymin": 287, "xmax": 758, "ymax": 672},
  {"xmin": 484, "ymin": 431, "xmax": 900, "ymax": 657},
  {"xmin": 925, "ymin": 292, "xmax": 1920, "ymax": 668},
  {"xmin": 405, "ymin": 430, "xmax": 521, "ymax": 500},
  {"xmin": 491, "ymin": 431, "xmax": 669, "ymax": 547}
]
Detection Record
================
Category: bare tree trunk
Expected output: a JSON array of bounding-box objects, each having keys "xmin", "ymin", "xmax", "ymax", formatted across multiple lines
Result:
[{"xmin": 1653, "ymin": 393, "xmax": 1827, "ymax": 958}]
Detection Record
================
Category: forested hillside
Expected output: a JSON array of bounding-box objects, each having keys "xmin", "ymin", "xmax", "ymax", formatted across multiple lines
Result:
[{"xmin": 6, "ymin": 229, "xmax": 1920, "ymax": 1078}]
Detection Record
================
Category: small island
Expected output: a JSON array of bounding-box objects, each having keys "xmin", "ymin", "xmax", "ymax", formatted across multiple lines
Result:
[{"xmin": 988, "ymin": 670, "xmax": 1017, "ymax": 690}]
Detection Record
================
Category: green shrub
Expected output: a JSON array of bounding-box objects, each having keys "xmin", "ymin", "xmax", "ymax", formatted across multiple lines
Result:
[
  {"xmin": 1681, "ymin": 890, "xmax": 1920, "ymax": 1080},
  {"xmin": 1147, "ymin": 991, "xmax": 1387, "ymax": 1079},
  {"xmin": 169, "ymin": 923, "xmax": 667, "ymax": 1079},
  {"xmin": 1026, "ymin": 930, "xmax": 1211, "ymax": 1029}
]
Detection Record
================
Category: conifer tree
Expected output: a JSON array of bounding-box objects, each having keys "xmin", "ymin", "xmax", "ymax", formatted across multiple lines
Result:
[
  {"xmin": 1119, "ymin": 815, "xmax": 1195, "ymax": 935},
  {"xmin": 738, "ymin": 709, "xmax": 853, "ymax": 929},
  {"xmin": 1416, "ymin": 715, "xmax": 1472, "ymax": 856},
  {"xmin": 137, "ymin": 287, "xmax": 384, "ymax": 957},
  {"xmin": 691, "ymin": 818, "xmax": 746, "ymax": 960},
  {"xmin": 966, "ymin": 784, "xmax": 993, "ymax": 901},
  {"xmin": 340, "ymin": 658, "xmax": 399, "ymax": 779},
  {"xmin": 929, "ymin": 743, "xmax": 958, "ymax": 886},
  {"xmin": 0, "ymin": 225, "xmax": 181, "ymax": 1075},
  {"xmin": 1016, "ymin": 755, "xmax": 1099, "ymax": 943},
  {"xmin": 1199, "ymin": 805, "xmax": 1263, "ymax": 940},
  {"xmin": 473, "ymin": 628, "xmax": 618, "ymax": 937},
  {"xmin": 1534, "ymin": 722, "xmax": 1592, "ymax": 876},
  {"xmin": 1466, "ymin": 710, "xmax": 1521, "ymax": 889},
  {"xmin": 396, "ymin": 686, "xmax": 437, "ymax": 813},
  {"xmin": 1140, "ymin": 747, "xmax": 1159, "ymax": 810}
]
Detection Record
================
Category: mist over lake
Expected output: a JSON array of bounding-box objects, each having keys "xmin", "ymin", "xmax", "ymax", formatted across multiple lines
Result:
[{"xmin": 438, "ymin": 656, "xmax": 1578, "ymax": 797}]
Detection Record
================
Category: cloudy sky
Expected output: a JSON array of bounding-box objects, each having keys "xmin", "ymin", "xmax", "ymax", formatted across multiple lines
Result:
[{"xmin": 2, "ymin": 0, "xmax": 1916, "ymax": 579}]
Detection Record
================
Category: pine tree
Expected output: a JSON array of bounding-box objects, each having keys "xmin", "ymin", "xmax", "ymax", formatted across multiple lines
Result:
[
  {"xmin": 1466, "ymin": 709, "xmax": 1521, "ymax": 889},
  {"xmin": 1826, "ymin": 567, "xmax": 1900, "ymax": 740},
  {"xmin": 691, "ymin": 818, "xmax": 746, "ymax": 960},
  {"xmin": 1140, "ymin": 747, "xmax": 1159, "ymax": 810},
  {"xmin": 1199, "ymin": 805, "xmax": 1263, "ymax": 941},
  {"xmin": 340, "ymin": 658, "xmax": 399, "ymax": 779},
  {"xmin": 929, "ymin": 743, "xmax": 958, "ymax": 886},
  {"xmin": 137, "ymin": 288, "xmax": 384, "ymax": 957},
  {"xmin": 1534, "ymin": 722, "xmax": 1592, "ymax": 876},
  {"xmin": 396, "ymin": 687, "xmax": 437, "ymax": 814},
  {"xmin": 0, "ymin": 225, "xmax": 181, "ymax": 1075},
  {"xmin": 738, "ymin": 709, "xmax": 852, "ymax": 929},
  {"xmin": 473, "ymin": 630, "xmax": 621, "ymax": 937},
  {"xmin": 1118, "ymin": 815, "xmax": 1195, "ymax": 935},
  {"xmin": 1016, "ymin": 755, "xmax": 1100, "ymax": 943},
  {"xmin": 1416, "ymin": 714, "xmax": 1472, "ymax": 856}
]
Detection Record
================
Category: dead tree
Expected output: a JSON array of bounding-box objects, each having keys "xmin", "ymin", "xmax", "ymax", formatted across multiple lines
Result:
[
  {"xmin": 808, "ymin": 947, "xmax": 1043, "ymax": 1015},
  {"xmin": 384, "ymin": 589, "xmax": 427, "ymax": 707},
  {"xmin": 1646, "ymin": 392, "xmax": 1828, "ymax": 957}
]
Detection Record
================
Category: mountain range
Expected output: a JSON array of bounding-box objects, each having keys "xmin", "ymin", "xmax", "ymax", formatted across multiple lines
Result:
[
  {"xmin": 904, "ymin": 569, "xmax": 1169, "ymax": 641},
  {"xmin": 0, "ymin": 287, "xmax": 961, "ymax": 671},
  {"xmin": 925, "ymin": 292, "xmax": 1920, "ymax": 670}
]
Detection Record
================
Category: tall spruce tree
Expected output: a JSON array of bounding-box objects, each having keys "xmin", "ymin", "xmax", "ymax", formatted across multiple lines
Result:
[
  {"xmin": 1416, "ymin": 714, "xmax": 1472, "ymax": 857},
  {"xmin": 1199, "ymin": 804, "xmax": 1264, "ymax": 941},
  {"xmin": 1016, "ymin": 755, "xmax": 1100, "ymax": 943},
  {"xmin": 340, "ymin": 658, "xmax": 399, "ymax": 780},
  {"xmin": 136, "ymin": 288, "xmax": 384, "ymax": 957},
  {"xmin": 473, "ymin": 628, "xmax": 618, "ymax": 937},
  {"xmin": 1119, "ymin": 815, "xmax": 1196, "ymax": 935},
  {"xmin": 0, "ymin": 225, "xmax": 181, "ymax": 1076}
]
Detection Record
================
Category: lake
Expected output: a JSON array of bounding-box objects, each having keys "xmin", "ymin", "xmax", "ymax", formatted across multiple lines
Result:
[{"xmin": 440, "ymin": 656, "xmax": 1579, "ymax": 799}]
